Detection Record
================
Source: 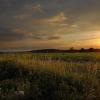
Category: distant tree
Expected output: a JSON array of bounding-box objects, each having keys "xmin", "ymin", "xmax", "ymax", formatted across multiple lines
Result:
[
  {"xmin": 69, "ymin": 47, "xmax": 74, "ymax": 51},
  {"xmin": 80, "ymin": 48, "xmax": 85, "ymax": 52},
  {"xmin": 88, "ymin": 48, "xmax": 94, "ymax": 51}
]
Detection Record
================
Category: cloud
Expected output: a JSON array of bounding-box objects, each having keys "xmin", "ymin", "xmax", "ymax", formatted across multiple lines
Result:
[
  {"xmin": 44, "ymin": 12, "xmax": 67, "ymax": 23},
  {"xmin": 0, "ymin": 27, "xmax": 27, "ymax": 42},
  {"xmin": 15, "ymin": 4, "xmax": 44, "ymax": 20},
  {"xmin": 1, "ymin": 0, "xmax": 100, "ymax": 50},
  {"xmin": 60, "ymin": 23, "xmax": 68, "ymax": 27},
  {"xmin": 23, "ymin": 3, "xmax": 44, "ymax": 14},
  {"xmin": 0, "ymin": 27, "xmax": 42, "ymax": 42},
  {"xmin": 11, "ymin": 28, "xmax": 32, "ymax": 36},
  {"xmin": 71, "ymin": 24, "xmax": 78, "ymax": 28},
  {"xmin": 32, "ymin": 4, "xmax": 44, "ymax": 13},
  {"xmin": 10, "ymin": 28, "xmax": 62, "ymax": 41},
  {"xmin": 15, "ymin": 15, "xmax": 28, "ymax": 20},
  {"xmin": 33, "ymin": 12, "xmax": 67, "ymax": 24},
  {"xmin": 47, "ymin": 36, "xmax": 61, "ymax": 40}
]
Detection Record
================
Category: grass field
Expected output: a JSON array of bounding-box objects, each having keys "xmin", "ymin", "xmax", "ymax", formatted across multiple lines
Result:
[{"xmin": 0, "ymin": 53, "xmax": 100, "ymax": 100}]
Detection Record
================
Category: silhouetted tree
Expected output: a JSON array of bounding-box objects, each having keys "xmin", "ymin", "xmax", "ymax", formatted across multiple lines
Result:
[
  {"xmin": 69, "ymin": 47, "xmax": 74, "ymax": 51},
  {"xmin": 88, "ymin": 48, "xmax": 94, "ymax": 51},
  {"xmin": 80, "ymin": 48, "xmax": 85, "ymax": 52}
]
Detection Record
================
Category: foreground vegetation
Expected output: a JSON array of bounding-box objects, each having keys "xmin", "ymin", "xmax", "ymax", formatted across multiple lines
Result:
[{"xmin": 0, "ymin": 53, "xmax": 100, "ymax": 100}]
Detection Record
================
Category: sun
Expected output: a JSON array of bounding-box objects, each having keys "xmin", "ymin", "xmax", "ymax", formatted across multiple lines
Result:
[{"xmin": 94, "ymin": 39, "xmax": 100, "ymax": 48}]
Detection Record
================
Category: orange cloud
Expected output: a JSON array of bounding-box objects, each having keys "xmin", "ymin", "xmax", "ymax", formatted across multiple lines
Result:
[
  {"xmin": 45, "ymin": 12, "xmax": 67, "ymax": 23},
  {"xmin": 33, "ymin": 12, "xmax": 67, "ymax": 24}
]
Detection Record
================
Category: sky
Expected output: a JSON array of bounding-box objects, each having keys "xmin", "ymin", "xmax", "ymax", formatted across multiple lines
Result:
[{"xmin": 0, "ymin": 0, "xmax": 100, "ymax": 50}]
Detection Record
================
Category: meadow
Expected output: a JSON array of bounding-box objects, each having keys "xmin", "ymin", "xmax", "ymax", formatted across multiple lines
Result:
[{"xmin": 0, "ymin": 52, "xmax": 100, "ymax": 100}]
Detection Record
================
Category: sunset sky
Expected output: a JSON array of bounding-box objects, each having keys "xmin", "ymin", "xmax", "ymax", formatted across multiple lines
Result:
[{"xmin": 0, "ymin": 0, "xmax": 100, "ymax": 50}]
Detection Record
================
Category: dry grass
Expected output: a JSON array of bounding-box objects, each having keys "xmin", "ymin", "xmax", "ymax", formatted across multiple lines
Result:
[{"xmin": 0, "ymin": 53, "xmax": 100, "ymax": 100}]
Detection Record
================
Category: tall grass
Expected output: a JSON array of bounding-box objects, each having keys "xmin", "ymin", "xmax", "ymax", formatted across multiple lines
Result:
[{"xmin": 0, "ymin": 53, "xmax": 100, "ymax": 100}]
